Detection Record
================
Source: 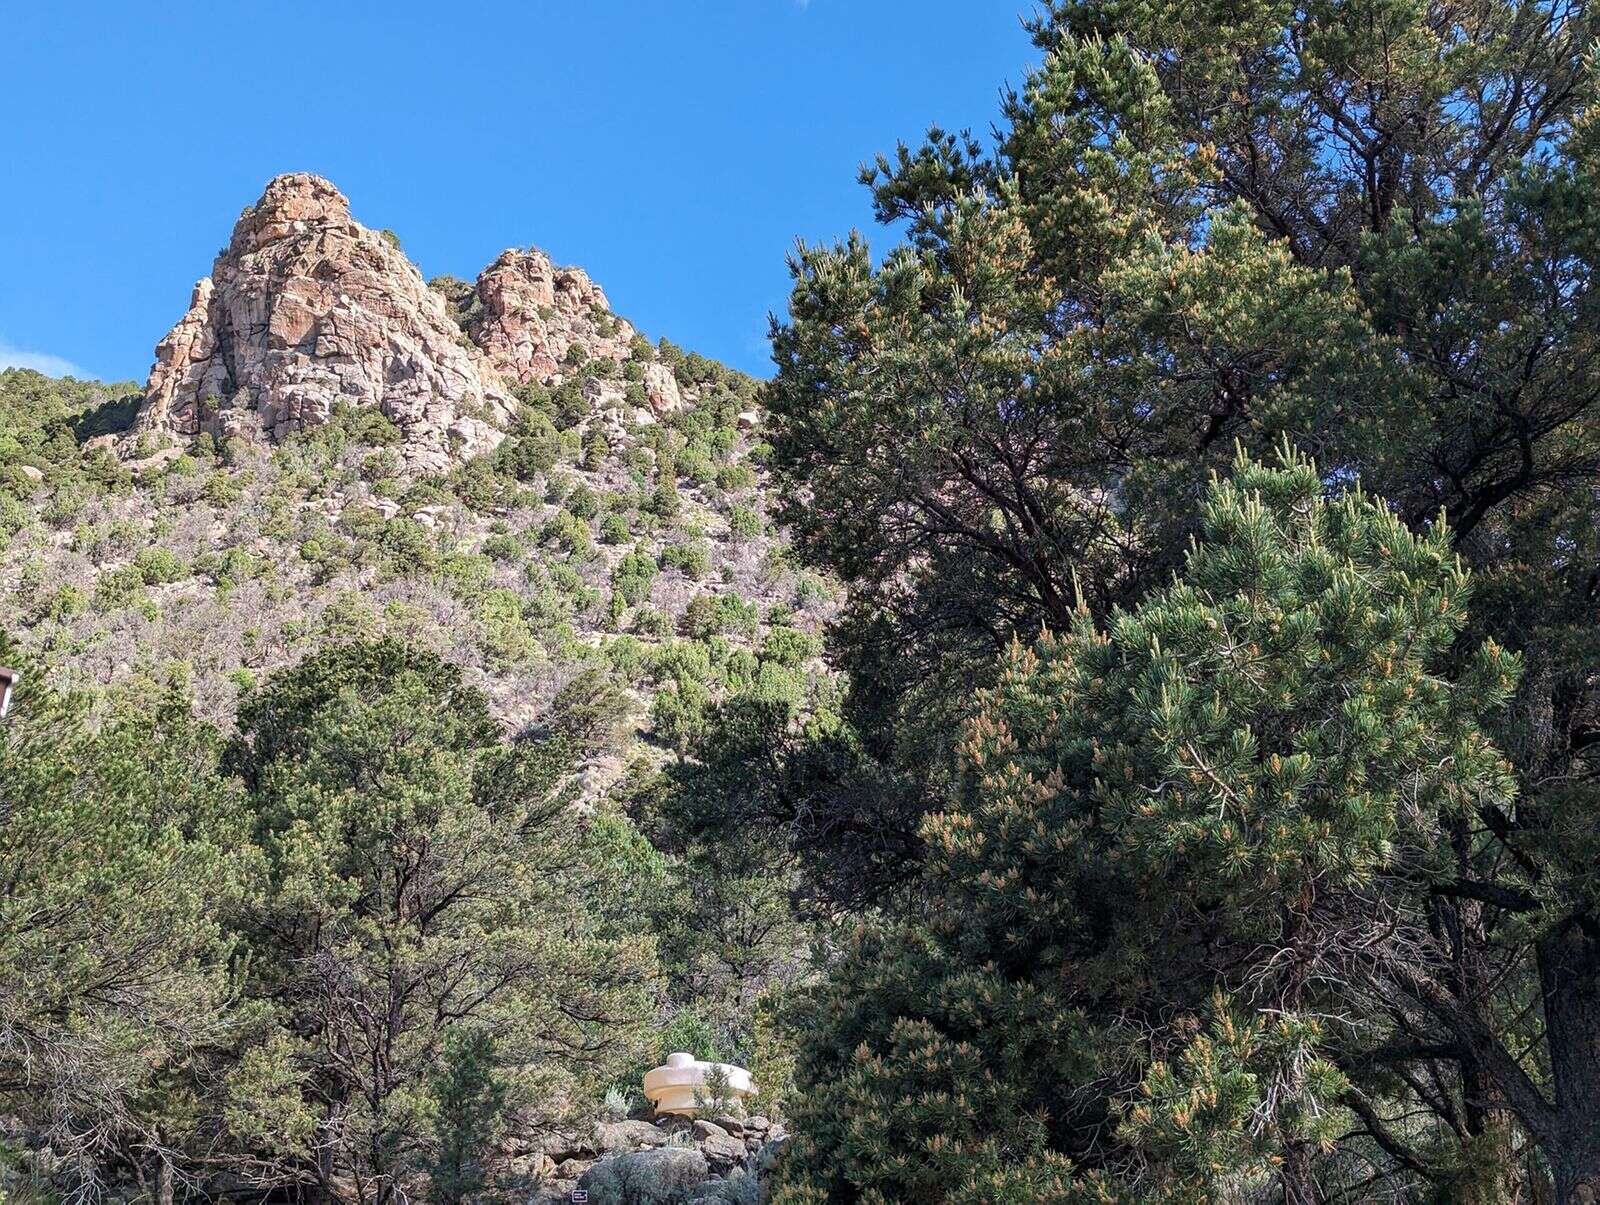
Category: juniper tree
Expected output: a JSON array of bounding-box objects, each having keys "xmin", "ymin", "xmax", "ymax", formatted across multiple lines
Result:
[
  {"xmin": 0, "ymin": 640, "xmax": 250, "ymax": 1200},
  {"xmin": 773, "ymin": 452, "xmax": 1550, "ymax": 1201},
  {"xmin": 765, "ymin": 2, "xmax": 1600, "ymax": 901},
  {"xmin": 427, "ymin": 1030, "xmax": 505, "ymax": 1205},
  {"xmin": 224, "ymin": 640, "xmax": 658, "ymax": 1202}
]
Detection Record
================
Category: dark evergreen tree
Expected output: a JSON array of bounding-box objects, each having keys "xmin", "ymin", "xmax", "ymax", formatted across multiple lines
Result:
[
  {"xmin": 774, "ymin": 451, "xmax": 1530, "ymax": 1200},
  {"xmin": 767, "ymin": 3, "xmax": 1600, "ymax": 1193},
  {"xmin": 0, "ymin": 637, "xmax": 250, "ymax": 1200},
  {"xmin": 224, "ymin": 640, "xmax": 658, "ymax": 1202},
  {"xmin": 427, "ymin": 1030, "xmax": 506, "ymax": 1205},
  {"xmin": 766, "ymin": 0, "xmax": 1600, "ymax": 893}
]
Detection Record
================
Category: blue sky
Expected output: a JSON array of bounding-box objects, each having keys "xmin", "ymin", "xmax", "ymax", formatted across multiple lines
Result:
[{"xmin": 1, "ymin": 2, "xmax": 1036, "ymax": 383}]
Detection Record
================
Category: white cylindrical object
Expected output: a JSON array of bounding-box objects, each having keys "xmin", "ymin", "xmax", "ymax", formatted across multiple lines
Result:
[{"xmin": 642, "ymin": 1052, "xmax": 757, "ymax": 1116}]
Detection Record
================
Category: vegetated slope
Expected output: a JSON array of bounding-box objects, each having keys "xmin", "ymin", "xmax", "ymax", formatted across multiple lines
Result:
[
  {"xmin": 0, "ymin": 175, "xmax": 836, "ymax": 781},
  {"xmin": 0, "ymin": 176, "xmax": 832, "ymax": 1203}
]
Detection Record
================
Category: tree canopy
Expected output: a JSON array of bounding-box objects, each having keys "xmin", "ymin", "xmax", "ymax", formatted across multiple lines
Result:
[{"xmin": 763, "ymin": 1, "xmax": 1600, "ymax": 1197}]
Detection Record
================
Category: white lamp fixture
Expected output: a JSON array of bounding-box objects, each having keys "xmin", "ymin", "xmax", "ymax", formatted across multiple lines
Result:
[
  {"xmin": 642, "ymin": 1052, "xmax": 757, "ymax": 1117},
  {"xmin": 0, "ymin": 666, "xmax": 17, "ymax": 718}
]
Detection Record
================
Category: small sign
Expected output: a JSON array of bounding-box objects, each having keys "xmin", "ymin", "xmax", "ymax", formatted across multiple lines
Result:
[{"xmin": 570, "ymin": 1191, "xmax": 588, "ymax": 1204}]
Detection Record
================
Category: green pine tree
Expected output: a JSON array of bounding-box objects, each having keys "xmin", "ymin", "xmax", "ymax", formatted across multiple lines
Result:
[
  {"xmin": 428, "ymin": 1029, "xmax": 506, "ymax": 1205},
  {"xmin": 774, "ymin": 449, "xmax": 1525, "ymax": 1201}
]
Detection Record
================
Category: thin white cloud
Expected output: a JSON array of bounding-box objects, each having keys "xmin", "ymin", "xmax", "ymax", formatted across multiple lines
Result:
[{"xmin": 0, "ymin": 338, "xmax": 89, "ymax": 379}]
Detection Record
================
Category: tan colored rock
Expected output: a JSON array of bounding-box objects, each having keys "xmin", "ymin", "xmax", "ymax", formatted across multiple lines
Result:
[
  {"xmin": 643, "ymin": 361, "xmax": 683, "ymax": 416},
  {"xmin": 135, "ymin": 173, "xmax": 515, "ymax": 471},
  {"xmin": 472, "ymin": 248, "xmax": 637, "ymax": 383},
  {"xmin": 593, "ymin": 1119, "xmax": 668, "ymax": 1153},
  {"xmin": 469, "ymin": 248, "xmax": 686, "ymax": 417}
]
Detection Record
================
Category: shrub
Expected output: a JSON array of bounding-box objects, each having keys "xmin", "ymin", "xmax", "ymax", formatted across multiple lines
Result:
[
  {"xmin": 482, "ymin": 533, "xmax": 524, "ymax": 564},
  {"xmin": 361, "ymin": 447, "xmax": 401, "ymax": 483},
  {"xmin": 134, "ymin": 545, "xmax": 188, "ymax": 585},
  {"xmin": 681, "ymin": 593, "xmax": 759, "ymax": 641},
  {"xmin": 678, "ymin": 448, "xmax": 715, "ymax": 486},
  {"xmin": 493, "ymin": 433, "xmax": 560, "ymax": 481},
  {"xmin": 539, "ymin": 510, "xmax": 593, "ymax": 557},
  {"xmin": 603, "ymin": 636, "xmax": 650, "ymax": 684},
  {"xmin": 549, "ymin": 667, "xmax": 636, "ymax": 755},
  {"xmin": 378, "ymin": 518, "xmax": 438, "ymax": 575},
  {"xmin": 93, "ymin": 565, "xmax": 147, "ymax": 612},
  {"xmin": 600, "ymin": 512, "xmax": 632, "ymax": 544},
  {"xmin": 716, "ymin": 463, "xmax": 755, "ymax": 493},
  {"xmin": 760, "ymin": 625, "xmax": 819, "ymax": 668},
  {"xmin": 477, "ymin": 590, "xmax": 539, "ymax": 667},
  {"xmin": 727, "ymin": 505, "xmax": 761, "ymax": 542},
  {"xmin": 568, "ymin": 482, "xmax": 599, "ymax": 520},
  {"xmin": 795, "ymin": 574, "xmax": 831, "ymax": 609},
  {"xmin": 660, "ymin": 540, "xmax": 710, "ymax": 581},
  {"xmin": 613, "ymin": 551, "xmax": 659, "ymax": 607},
  {"xmin": 650, "ymin": 679, "xmax": 713, "ymax": 756},
  {"xmin": 38, "ymin": 583, "xmax": 88, "ymax": 621},
  {"xmin": 633, "ymin": 608, "xmax": 674, "ymax": 639},
  {"xmin": 649, "ymin": 479, "xmax": 680, "ymax": 521}
]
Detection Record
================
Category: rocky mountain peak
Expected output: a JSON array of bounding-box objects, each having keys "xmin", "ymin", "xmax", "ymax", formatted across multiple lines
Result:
[
  {"xmin": 134, "ymin": 175, "xmax": 687, "ymax": 469},
  {"xmin": 235, "ymin": 171, "xmax": 353, "ymax": 249},
  {"xmin": 466, "ymin": 247, "xmax": 683, "ymax": 416},
  {"xmin": 471, "ymin": 247, "xmax": 631, "ymax": 383},
  {"xmin": 135, "ymin": 173, "xmax": 516, "ymax": 471}
]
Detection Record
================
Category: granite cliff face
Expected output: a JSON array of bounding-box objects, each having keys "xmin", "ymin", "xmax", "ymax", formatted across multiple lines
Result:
[{"xmin": 136, "ymin": 174, "xmax": 684, "ymax": 467}]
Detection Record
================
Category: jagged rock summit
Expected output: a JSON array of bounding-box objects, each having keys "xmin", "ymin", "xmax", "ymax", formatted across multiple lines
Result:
[
  {"xmin": 136, "ymin": 173, "xmax": 515, "ymax": 470},
  {"xmin": 135, "ymin": 173, "xmax": 683, "ymax": 469},
  {"xmin": 468, "ymin": 247, "xmax": 683, "ymax": 416}
]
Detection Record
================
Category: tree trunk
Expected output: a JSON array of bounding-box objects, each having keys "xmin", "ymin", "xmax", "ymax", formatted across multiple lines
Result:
[
  {"xmin": 156, "ymin": 1156, "xmax": 174, "ymax": 1205},
  {"xmin": 1551, "ymin": 1150, "xmax": 1600, "ymax": 1204},
  {"xmin": 1540, "ymin": 925, "xmax": 1600, "ymax": 1203},
  {"xmin": 1281, "ymin": 1140, "xmax": 1321, "ymax": 1205}
]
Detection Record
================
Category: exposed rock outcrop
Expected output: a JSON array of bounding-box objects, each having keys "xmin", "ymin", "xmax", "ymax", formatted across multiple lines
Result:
[
  {"xmin": 467, "ymin": 248, "xmax": 684, "ymax": 416},
  {"xmin": 471, "ymin": 248, "xmax": 636, "ymax": 382},
  {"xmin": 528, "ymin": 1113, "xmax": 789, "ymax": 1205},
  {"xmin": 135, "ymin": 173, "xmax": 694, "ymax": 469},
  {"xmin": 136, "ymin": 173, "xmax": 516, "ymax": 470}
]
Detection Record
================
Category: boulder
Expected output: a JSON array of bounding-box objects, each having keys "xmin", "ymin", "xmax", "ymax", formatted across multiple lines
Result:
[
  {"xmin": 642, "ymin": 362, "xmax": 683, "ymax": 416},
  {"xmin": 577, "ymin": 1146, "xmax": 709, "ymax": 1204},
  {"xmin": 594, "ymin": 1118, "xmax": 669, "ymax": 1153},
  {"xmin": 698, "ymin": 1130, "xmax": 747, "ymax": 1174},
  {"xmin": 692, "ymin": 1119, "xmax": 728, "ymax": 1142}
]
